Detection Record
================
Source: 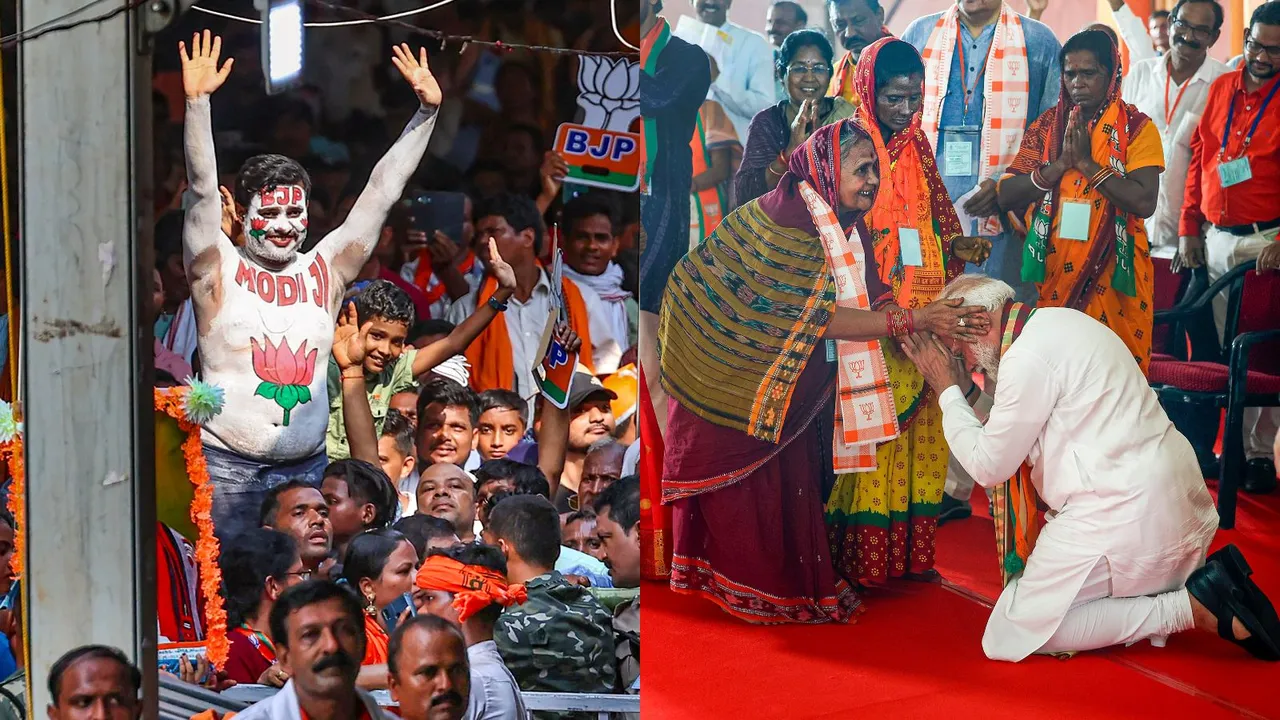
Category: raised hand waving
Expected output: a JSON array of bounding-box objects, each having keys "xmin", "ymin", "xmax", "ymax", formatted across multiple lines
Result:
[
  {"xmin": 179, "ymin": 30, "xmax": 234, "ymax": 99},
  {"xmin": 391, "ymin": 43, "xmax": 443, "ymax": 109}
]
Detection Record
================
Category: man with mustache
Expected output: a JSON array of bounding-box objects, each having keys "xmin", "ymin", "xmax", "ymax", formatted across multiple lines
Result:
[
  {"xmin": 180, "ymin": 33, "xmax": 441, "ymax": 544},
  {"xmin": 552, "ymin": 372, "xmax": 618, "ymax": 512},
  {"xmin": 826, "ymin": 0, "xmax": 892, "ymax": 102},
  {"xmin": 901, "ymin": 0, "xmax": 1061, "ymax": 524},
  {"xmin": 1117, "ymin": 0, "xmax": 1228, "ymax": 254},
  {"xmin": 1178, "ymin": 1, "xmax": 1280, "ymax": 494},
  {"xmin": 387, "ymin": 615, "xmax": 472, "ymax": 720},
  {"xmin": 236, "ymin": 581, "xmax": 385, "ymax": 718},
  {"xmin": 901, "ymin": 274, "xmax": 1280, "ymax": 663},
  {"xmin": 674, "ymin": 0, "xmax": 777, "ymax": 144}
]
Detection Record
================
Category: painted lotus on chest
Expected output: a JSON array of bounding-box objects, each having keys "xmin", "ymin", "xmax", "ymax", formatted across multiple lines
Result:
[{"xmin": 251, "ymin": 337, "xmax": 318, "ymax": 426}]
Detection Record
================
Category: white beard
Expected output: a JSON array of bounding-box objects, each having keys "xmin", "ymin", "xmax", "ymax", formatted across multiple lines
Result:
[
  {"xmin": 973, "ymin": 343, "xmax": 1002, "ymax": 385},
  {"xmin": 245, "ymin": 185, "xmax": 308, "ymax": 267}
]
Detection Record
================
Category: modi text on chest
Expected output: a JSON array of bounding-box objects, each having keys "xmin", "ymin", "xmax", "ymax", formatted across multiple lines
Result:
[{"xmin": 234, "ymin": 255, "xmax": 331, "ymax": 308}]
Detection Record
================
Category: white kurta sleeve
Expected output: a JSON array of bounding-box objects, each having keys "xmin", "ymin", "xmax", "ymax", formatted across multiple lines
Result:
[
  {"xmin": 1111, "ymin": 5, "xmax": 1158, "ymax": 63},
  {"xmin": 940, "ymin": 352, "xmax": 1059, "ymax": 488}
]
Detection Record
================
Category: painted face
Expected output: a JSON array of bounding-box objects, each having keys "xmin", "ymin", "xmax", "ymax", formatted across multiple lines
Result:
[{"xmin": 245, "ymin": 185, "xmax": 309, "ymax": 267}]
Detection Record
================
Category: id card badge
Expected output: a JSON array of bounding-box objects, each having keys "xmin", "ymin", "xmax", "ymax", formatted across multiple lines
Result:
[
  {"xmin": 826, "ymin": 340, "xmax": 837, "ymax": 363},
  {"xmin": 942, "ymin": 127, "xmax": 978, "ymax": 177},
  {"xmin": 898, "ymin": 227, "xmax": 924, "ymax": 266},
  {"xmin": 1217, "ymin": 157, "xmax": 1253, "ymax": 188},
  {"xmin": 1059, "ymin": 200, "xmax": 1092, "ymax": 241},
  {"xmin": 944, "ymin": 140, "xmax": 973, "ymax": 177}
]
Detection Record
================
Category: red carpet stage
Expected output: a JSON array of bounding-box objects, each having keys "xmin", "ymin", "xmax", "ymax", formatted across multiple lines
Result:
[{"xmin": 644, "ymin": 485, "xmax": 1280, "ymax": 719}]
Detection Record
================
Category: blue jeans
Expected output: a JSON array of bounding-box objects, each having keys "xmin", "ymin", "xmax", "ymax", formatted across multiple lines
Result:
[{"xmin": 202, "ymin": 444, "xmax": 328, "ymax": 545}]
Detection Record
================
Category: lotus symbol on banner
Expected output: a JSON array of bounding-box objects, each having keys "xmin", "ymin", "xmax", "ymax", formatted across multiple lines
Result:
[{"xmin": 576, "ymin": 56, "xmax": 640, "ymax": 131}]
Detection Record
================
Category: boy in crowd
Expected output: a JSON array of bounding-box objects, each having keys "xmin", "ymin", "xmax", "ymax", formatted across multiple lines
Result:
[
  {"xmin": 414, "ymin": 543, "xmax": 528, "ymax": 720},
  {"xmin": 484, "ymin": 495, "xmax": 617, "ymax": 703},
  {"xmin": 476, "ymin": 389, "xmax": 528, "ymax": 461},
  {"xmin": 326, "ymin": 241, "xmax": 515, "ymax": 461},
  {"xmin": 319, "ymin": 458, "xmax": 399, "ymax": 559},
  {"xmin": 378, "ymin": 409, "xmax": 418, "ymax": 516},
  {"xmin": 415, "ymin": 380, "xmax": 483, "ymax": 472}
]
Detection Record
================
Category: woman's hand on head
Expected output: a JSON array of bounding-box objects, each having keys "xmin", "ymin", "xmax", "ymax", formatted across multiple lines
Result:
[{"xmin": 915, "ymin": 298, "xmax": 991, "ymax": 340}]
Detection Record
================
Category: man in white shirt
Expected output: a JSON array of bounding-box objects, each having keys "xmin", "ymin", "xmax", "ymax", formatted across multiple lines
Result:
[
  {"xmin": 414, "ymin": 544, "xmax": 528, "ymax": 720},
  {"xmin": 561, "ymin": 193, "xmax": 634, "ymax": 375},
  {"xmin": 1120, "ymin": 0, "xmax": 1229, "ymax": 249},
  {"xmin": 902, "ymin": 275, "xmax": 1280, "ymax": 662},
  {"xmin": 674, "ymin": 0, "xmax": 777, "ymax": 142}
]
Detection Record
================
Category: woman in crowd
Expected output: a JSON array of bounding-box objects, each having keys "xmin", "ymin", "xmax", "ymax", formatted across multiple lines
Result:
[
  {"xmin": 342, "ymin": 528, "xmax": 418, "ymax": 689},
  {"xmin": 220, "ymin": 528, "xmax": 306, "ymax": 687},
  {"xmin": 733, "ymin": 29, "xmax": 857, "ymax": 209},
  {"xmin": 824, "ymin": 38, "xmax": 992, "ymax": 588},
  {"xmin": 689, "ymin": 98, "xmax": 742, "ymax": 250},
  {"xmin": 659, "ymin": 116, "xmax": 990, "ymax": 623},
  {"xmin": 997, "ymin": 29, "xmax": 1161, "ymax": 372}
]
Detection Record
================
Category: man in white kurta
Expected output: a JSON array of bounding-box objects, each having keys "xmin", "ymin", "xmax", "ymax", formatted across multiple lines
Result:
[{"xmin": 907, "ymin": 276, "xmax": 1220, "ymax": 661}]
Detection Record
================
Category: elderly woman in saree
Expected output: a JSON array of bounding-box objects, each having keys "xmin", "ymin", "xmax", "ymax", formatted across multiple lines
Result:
[
  {"xmin": 996, "ymin": 29, "xmax": 1161, "ymax": 373},
  {"xmin": 732, "ymin": 29, "xmax": 858, "ymax": 210},
  {"xmin": 822, "ymin": 38, "xmax": 993, "ymax": 587},
  {"xmin": 658, "ymin": 116, "xmax": 990, "ymax": 624}
]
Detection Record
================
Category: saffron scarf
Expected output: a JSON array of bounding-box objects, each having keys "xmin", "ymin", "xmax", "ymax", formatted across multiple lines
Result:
[
  {"xmin": 690, "ymin": 100, "xmax": 741, "ymax": 244},
  {"xmin": 851, "ymin": 38, "xmax": 966, "ymax": 309},
  {"xmin": 989, "ymin": 300, "xmax": 1043, "ymax": 585},
  {"xmin": 411, "ymin": 251, "xmax": 477, "ymax": 306},
  {"xmin": 464, "ymin": 274, "xmax": 594, "ymax": 393},
  {"xmin": 233, "ymin": 625, "xmax": 276, "ymax": 664},
  {"xmin": 640, "ymin": 18, "xmax": 672, "ymax": 193},
  {"xmin": 637, "ymin": 364, "xmax": 671, "ymax": 580},
  {"xmin": 1012, "ymin": 39, "xmax": 1146, "ymax": 301},
  {"xmin": 415, "ymin": 555, "xmax": 528, "ymax": 622},
  {"xmin": 920, "ymin": 4, "xmax": 1029, "ymax": 236},
  {"xmin": 660, "ymin": 119, "xmax": 889, "ymax": 444}
]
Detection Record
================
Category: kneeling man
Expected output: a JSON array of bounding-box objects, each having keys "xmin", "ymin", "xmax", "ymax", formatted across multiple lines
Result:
[{"xmin": 902, "ymin": 274, "xmax": 1280, "ymax": 662}]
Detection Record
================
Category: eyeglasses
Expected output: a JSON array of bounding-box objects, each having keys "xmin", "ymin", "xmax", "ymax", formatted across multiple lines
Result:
[
  {"xmin": 1244, "ymin": 36, "xmax": 1280, "ymax": 59},
  {"xmin": 285, "ymin": 570, "xmax": 312, "ymax": 582},
  {"xmin": 786, "ymin": 63, "xmax": 832, "ymax": 77},
  {"xmin": 1171, "ymin": 18, "xmax": 1215, "ymax": 38}
]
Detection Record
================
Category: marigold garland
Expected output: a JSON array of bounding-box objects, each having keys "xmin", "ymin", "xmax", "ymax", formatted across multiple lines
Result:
[
  {"xmin": 155, "ymin": 387, "xmax": 228, "ymax": 669},
  {"xmin": 2, "ymin": 434, "xmax": 22, "ymax": 579}
]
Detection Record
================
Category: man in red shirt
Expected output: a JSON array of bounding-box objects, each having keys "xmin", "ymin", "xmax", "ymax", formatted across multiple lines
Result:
[{"xmin": 1178, "ymin": 1, "xmax": 1280, "ymax": 494}]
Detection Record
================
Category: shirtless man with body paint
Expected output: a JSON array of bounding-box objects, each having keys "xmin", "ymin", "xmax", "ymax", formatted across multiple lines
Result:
[{"xmin": 180, "ymin": 32, "xmax": 444, "ymax": 542}]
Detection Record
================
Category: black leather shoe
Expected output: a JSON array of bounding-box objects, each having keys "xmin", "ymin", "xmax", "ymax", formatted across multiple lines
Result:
[
  {"xmin": 1187, "ymin": 545, "xmax": 1280, "ymax": 661},
  {"xmin": 1243, "ymin": 458, "xmax": 1277, "ymax": 494},
  {"xmin": 937, "ymin": 494, "xmax": 971, "ymax": 527}
]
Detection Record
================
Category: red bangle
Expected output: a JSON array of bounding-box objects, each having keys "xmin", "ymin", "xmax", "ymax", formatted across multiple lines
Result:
[{"xmin": 886, "ymin": 308, "xmax": 910, "ymax": 338}]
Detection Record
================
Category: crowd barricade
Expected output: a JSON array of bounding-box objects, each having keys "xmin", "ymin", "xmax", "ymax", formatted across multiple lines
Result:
[{"xmin": 162, "ymin": 675, "xmax": 640, "ymax": 719}]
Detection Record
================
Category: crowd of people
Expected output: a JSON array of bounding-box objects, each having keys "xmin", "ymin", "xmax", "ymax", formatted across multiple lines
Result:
[
  {"xmin": 641, "ymin": 0, "xmax": 1280, "ymax": 664},
  {"xmin": 27, "ymin": 2, "xmax": 643, "ymax": 717}
]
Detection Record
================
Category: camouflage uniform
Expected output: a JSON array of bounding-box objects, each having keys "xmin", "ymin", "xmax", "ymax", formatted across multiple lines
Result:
[{"xmin": 495, "ymin": 570, "xmax": 617, "ymax": 718}]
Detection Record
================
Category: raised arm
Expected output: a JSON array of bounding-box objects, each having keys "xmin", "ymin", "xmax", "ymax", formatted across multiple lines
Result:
[
  {"xmin": 412, "ymin": 239, "xmax": 516, "ymax": 376},
  {"xmin": 179, "ymin": 31, "xmax": 234, "ymax": 278},
  {"xmin": 322, "ymin": 44, "xmax": 442, "ymax": 285},
  {"xmin": 333, "ymin": 305, "xmax": 381, "ymax": 466}
]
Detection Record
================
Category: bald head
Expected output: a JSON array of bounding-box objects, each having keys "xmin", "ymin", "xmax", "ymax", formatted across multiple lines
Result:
[{"xmin": 416, "ymin": 464, "xmax": 477, "ymax": 540}]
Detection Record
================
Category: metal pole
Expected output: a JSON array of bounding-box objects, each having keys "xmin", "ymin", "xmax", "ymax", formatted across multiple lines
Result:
[{"xmin": 17, "ymin": 0, "xmax": 156, "ymax": 712}]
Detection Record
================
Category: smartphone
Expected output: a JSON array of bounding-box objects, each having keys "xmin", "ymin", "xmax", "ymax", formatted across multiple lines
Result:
[
  {"xmin": 407, "ymin": 192, "xmax": 467, "ymax": 245},
  {"xmin": 381, "ymin": 591, "xmax": 416, "ymax": 633}
]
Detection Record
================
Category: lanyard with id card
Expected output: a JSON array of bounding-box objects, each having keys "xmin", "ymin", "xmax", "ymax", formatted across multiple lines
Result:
[
  {"xmin": 942, "ymin": 126, "xmax": 980, "ymax": 178},
  {"xmin": 1217, "ymin": 76, "xmax": 1280, "ymax": 189}
]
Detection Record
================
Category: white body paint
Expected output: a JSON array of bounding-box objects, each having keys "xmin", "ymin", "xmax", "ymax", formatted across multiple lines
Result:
[
  {"xmin": 199, "ymin": 243, "xmax": 340, "ymax": 461},
  {"xmin": 182, "ymin": 95, "xmax": 438, "ymax": 463}
]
